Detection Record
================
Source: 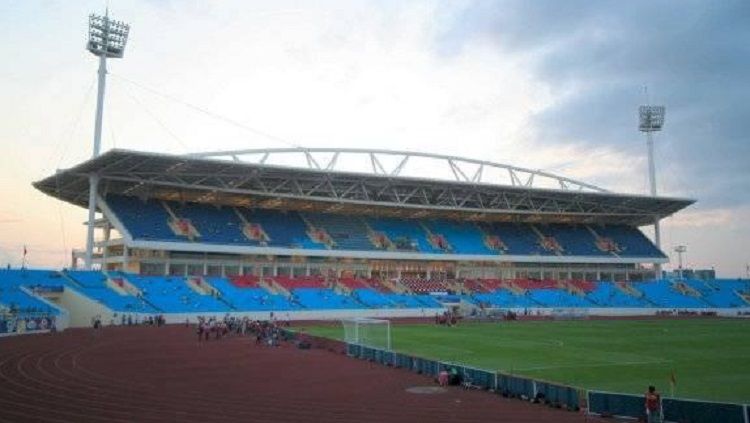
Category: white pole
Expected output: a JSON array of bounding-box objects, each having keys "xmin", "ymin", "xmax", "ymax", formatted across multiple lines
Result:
[
  {"xmin": 646, "ymin": 130, "xmax": 662, "ymax": 277},
  {"xmin": 84, "ymin": 175, "xmax": 99, "ymax": 269},
  {"xmin": 92, "ymin": 54, "xmax": 107, "ymax": 158},
  {"xmin": 84, "ymin": 54, "xmax": 107, "ymax": 270}
]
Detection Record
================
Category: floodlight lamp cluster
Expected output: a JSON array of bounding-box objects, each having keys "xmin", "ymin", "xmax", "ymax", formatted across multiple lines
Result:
[
  {"xmin": 87, "ymin": 13, "xmax": 130, "ymax": 58},
  {"xmin": 638, "ymin": 105, "xmax": 666, "ymax": 132}
]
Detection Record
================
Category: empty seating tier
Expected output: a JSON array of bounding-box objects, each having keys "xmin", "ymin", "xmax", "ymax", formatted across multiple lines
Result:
[{"xmin": 104, "ymin": 195, "xmax": 667, "ymax": 260}]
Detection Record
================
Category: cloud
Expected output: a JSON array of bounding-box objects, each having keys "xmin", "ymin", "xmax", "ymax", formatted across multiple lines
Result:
[{"xmin": 434, "ymin": 0, "xmax": 750, "ymax": 205}]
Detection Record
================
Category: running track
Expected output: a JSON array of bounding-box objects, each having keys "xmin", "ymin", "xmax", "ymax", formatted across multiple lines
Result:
[{"xmin": 0, "ymin": 326, "xmax": 610, "ymax": 422}]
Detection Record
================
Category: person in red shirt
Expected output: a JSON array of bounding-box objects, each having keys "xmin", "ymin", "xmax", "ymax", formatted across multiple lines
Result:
[{"xmin": 645, "ymin": 385, "xmax": 661, "ymax": 423}]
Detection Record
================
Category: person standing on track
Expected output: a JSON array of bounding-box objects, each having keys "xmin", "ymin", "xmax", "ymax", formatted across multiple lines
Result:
[{"xmin": 645, "ymin": 385, "xmax": 662, "ymax": 423}]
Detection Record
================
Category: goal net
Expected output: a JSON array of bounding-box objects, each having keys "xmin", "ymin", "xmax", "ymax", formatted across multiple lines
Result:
[{"xmin": 341, "ymin": 318, "xmax": 391, "ymax": 350}]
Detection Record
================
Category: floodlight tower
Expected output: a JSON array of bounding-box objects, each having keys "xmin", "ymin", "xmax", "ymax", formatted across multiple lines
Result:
[
  {"xmin": 84, "ymin": 11, "xmax": 130, "ymax": 269},
  {"xmin": 674, "ymin": 245, "xmax": 687, "ymax": 280},
  {"xmin": 639, "ymin": 105, "xmax": 666, "ymax": 275}
]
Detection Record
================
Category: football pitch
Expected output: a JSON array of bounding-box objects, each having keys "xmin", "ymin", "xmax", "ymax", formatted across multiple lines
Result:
[{"xmin": 303, "ymin": 318, "xmax": 750, "ymax": 403}]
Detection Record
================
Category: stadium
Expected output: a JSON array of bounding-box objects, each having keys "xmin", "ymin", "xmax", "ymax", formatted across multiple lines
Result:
[{"xmin": 2, "ymin": 5, "xmax": 749, "ymax": 423}]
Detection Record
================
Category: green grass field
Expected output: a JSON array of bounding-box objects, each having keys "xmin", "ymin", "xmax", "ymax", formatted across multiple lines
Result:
[{"xmin": 302, "ymin": 319, "xmax": 750, "ymax": 403}]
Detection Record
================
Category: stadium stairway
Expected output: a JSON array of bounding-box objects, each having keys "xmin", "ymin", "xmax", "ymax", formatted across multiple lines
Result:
[
  {"xmin": 672, "ymin": 281, "xmax": 716, "ymax": 307},
  {"xmin": 260, "ymin": 278, "xmax": 292, "ymax": 297},
  {"xmin": 586, "ymin": 225, "xmax": 621, "ymax": 257},
  {"xmin": 299, "ymin": 214, "xmax": 336, "ymax": 249},
  {"xmin": 614, "ymin": 281, "xmax": 657, "ymax": 306},
  {"xmin": 185, "ymin": 277, "xmax": 215, "ymax": 296},
  {"xmin": 162, "ymin": 201, "xmax": 201, "ymax": 241},
  {"xmin": 530, "ymin": 225, "xmax": 564, "ymax": 256},
  {"xmin": 185, "ymin": 277, "xmax": 238, "ymax": 311},
  {"xmin": 363, "ymin": 219, "xmax": 394, "ymax": 250}
]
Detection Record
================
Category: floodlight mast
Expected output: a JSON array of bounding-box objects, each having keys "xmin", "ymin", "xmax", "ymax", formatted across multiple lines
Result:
[
  {"xmin": 639, "ymin": 105, "xmax": 666, "ymax": 276},
  {"xmin": 84, "ymin": 10, "xmax": 130, "ymax": 269},
  {"xmin": 674, "ymin": 245, "xmax": 687, "ymax": 280}
]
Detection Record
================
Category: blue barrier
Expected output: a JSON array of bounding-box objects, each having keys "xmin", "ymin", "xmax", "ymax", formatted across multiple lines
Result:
[
  {"xmin": 588, "ymin": 391, "xmax": 644, "ymax": 419},
  {"xmin": 460, "ymin": 366, "xmax": 496, "ymax": 390},
  {"xmin": 346, "ymin": 344, "xmax": 361, "ymax": 357},
  {"xmin": 393, "ymin": 353, "xmax": 413, "ymax": 369},
  {"xmin": 535, "ymin": 381, "xmax": 580, "ymax": 410},
  {"xmin": 498, "ymin": 374, "xmax": 535, "ymax": 399},
  {"xmin": 663, "ymin": 397, "xmax": 746, "ymax": 423},
  {"xmin": 342, "ymin": 343, "xmax": 749, "ymax": 422}
]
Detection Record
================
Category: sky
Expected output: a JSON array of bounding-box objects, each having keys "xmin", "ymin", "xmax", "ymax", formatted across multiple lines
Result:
[{"xmin": 0, "ymin": 0, "xmax": 748, "ymax": 276}]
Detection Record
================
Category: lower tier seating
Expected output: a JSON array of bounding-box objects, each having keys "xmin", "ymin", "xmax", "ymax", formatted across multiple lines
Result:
[{"xmin": 2, "ymin": 269, "xmax": 748, "ymax": 314}]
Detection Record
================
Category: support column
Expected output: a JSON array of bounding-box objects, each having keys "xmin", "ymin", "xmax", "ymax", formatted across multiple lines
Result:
[
  {"xmin": 84, "ymin": 174, "xmax": 99, "ymax": 269},
  {"xmin": 122, "ymin": 245, "xmax": 129, "ymax": 272}
]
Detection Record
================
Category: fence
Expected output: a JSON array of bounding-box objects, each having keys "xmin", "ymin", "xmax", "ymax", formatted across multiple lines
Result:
[
  {"xmin": 344, "ymin": 343, "xmax": 581, "ymax": 411},
  {"xmin": 589, "ymin": 390, "xmax": 749, "ymax": 423},
  {"xmin": 342, "ymin": 342, "xmax": 748, "ymax": 423}
]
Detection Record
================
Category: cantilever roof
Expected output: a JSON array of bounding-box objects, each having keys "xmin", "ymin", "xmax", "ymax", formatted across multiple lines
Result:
[{"xmin": 34, "ymin": 149, "xmax": 694, "ymax": 225}]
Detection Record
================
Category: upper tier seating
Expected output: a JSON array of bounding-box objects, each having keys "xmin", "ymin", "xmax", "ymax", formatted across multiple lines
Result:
[
  {"xmin": 594, "ymin": 225, "xmax": 666, "ymax": 258},
  {"xmin": 106, "ymin": 196, "xmax": 180, "ymax": 241},
  {"xmin": 478, "ymin": 223, "xmax": 549, "ymax": 255},
  {"xmin": 105, "ymin": 195, "xmax": 666, "ymax": 259},
  {"xmin": 239, "ymin": 208, "xmax": 315, "ymax": 249},
  {"xmin": 367, "ymin": 217, "xmax": 438, "ymax": 253},
  {"xmin": 425, "ymin": 220, "xmax": 492, "ymax": 254},
  {"xmin": 303, "ymin": 213, "xmax": 374, "ymax": 251},
  {"xmin": 171, "ymin": 203, "xmax": 247, "ymax": 245},
  {"xmin": 544, "ymin": 225, "xmax": 604, "ymax": 256}
]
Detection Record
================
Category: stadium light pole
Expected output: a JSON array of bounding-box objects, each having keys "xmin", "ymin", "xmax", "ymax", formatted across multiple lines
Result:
[
  {"xmin": 84, "ymin": 11, "xmax": 130, "ymax": 269},
  {"xmin": 639, "ymin": 105, "xmax": 666, "ymax": 276},
  {"xmin": 674, "ymin": 245, "xmax": 687, "ymax": 280}
]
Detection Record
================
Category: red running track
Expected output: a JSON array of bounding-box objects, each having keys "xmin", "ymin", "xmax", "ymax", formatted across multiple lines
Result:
[{"xmin": 0, "ymin": 326, "xmax": 609, "ymax": 422}]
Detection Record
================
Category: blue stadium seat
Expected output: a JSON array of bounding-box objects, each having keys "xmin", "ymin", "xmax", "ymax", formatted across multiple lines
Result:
[
  {"xmin": 206, "ymin": 277, "xmax": 300, "ymax": 311},
  {"xmin": 303, "ymin": 213, "xmax": 374, "ymax": 251},
  {"xmin": 291, "ymin": 288, "xmax": 365, "ymax": 310},
  {"xmin": 125, "ymin": 275, "xmax": 230, "ymax": 313}
]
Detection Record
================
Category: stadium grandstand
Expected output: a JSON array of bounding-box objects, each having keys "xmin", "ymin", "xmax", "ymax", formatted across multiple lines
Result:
[{"xmin": 0, "ymin": 146, "xmax": 733, "ymax": 327}]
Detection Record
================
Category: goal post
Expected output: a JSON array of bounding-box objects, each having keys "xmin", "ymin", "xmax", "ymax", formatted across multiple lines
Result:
[{"xmin": 341, "ymin": 318, "xmax": 391, "ymax": 350}]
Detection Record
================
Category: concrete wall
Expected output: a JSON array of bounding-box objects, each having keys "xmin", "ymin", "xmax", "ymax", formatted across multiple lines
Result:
[{"xmin": 57, "ymin": 287, "xmax": 116, "ymax": 328}]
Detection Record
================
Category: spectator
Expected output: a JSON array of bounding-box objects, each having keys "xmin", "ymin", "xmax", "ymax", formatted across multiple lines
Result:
[
  {"xmin": 438, "ymin": 370, "xmax": 449, "ymax": 387},
  {"xmin": 645, "ymin": 385, "xmax": 661, "ymax": 423}
]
